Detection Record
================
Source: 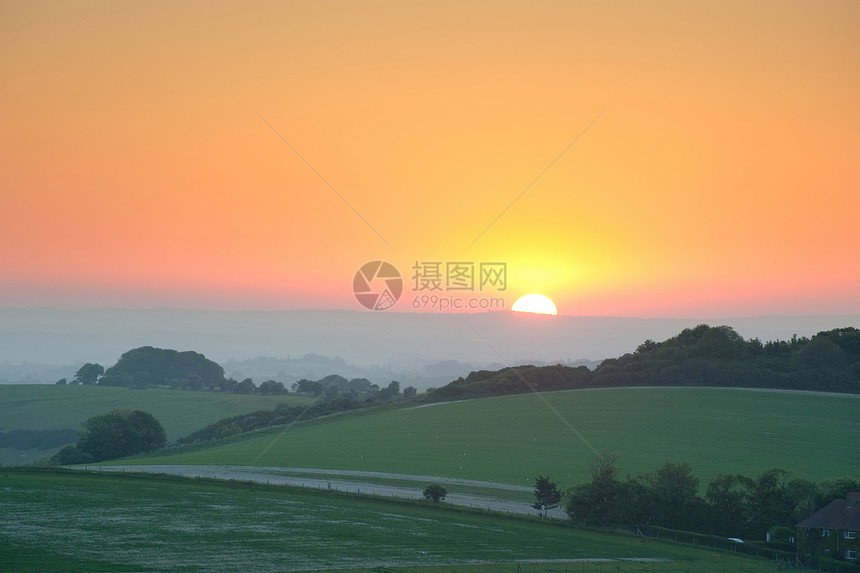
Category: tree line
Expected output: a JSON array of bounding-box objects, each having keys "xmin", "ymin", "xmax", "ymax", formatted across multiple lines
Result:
[
  {"xmin": 430, "ymin": 325, "xmax": 860, "ymax": 401},
  {"xmin": 58, "ymin": 346, "xmax": 418, "ymax": 399},
  {"xmin": 534, "ymin": 452, "xmax": 860, "ymax": 543},
  {"xmin": 173, "ymin": 388, "xmax": 406, "ymax": 446},
  {"xmin": 292, "ymin": 376, "xmax": 417, "ymax": 400}
]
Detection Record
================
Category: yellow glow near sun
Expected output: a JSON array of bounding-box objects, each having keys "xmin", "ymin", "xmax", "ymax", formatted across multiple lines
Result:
[{"xmin": 511, "ymin": 294, "xmax": 558, "ymax": 315}]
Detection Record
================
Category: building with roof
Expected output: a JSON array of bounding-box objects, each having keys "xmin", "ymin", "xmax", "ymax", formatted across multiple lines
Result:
[{"xmin": 797, "ymin": 492, "xmax": 860, "ymax": 562}]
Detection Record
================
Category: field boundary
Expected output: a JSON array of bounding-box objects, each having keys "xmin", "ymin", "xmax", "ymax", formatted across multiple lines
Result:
[{"xmin": 89, "ymin": 464, "xmax": 563, "ymax": 517}]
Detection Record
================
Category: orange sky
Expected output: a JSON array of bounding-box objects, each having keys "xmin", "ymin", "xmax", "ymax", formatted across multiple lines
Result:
[{"xmin": 1, "ymin": 0, "xmax": 858, "ymax": 316}]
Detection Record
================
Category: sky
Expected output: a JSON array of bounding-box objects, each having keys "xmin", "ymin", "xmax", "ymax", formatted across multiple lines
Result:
[{"xmin": 2, "ymin": 0, "xmax": 858, "ymax": 317}]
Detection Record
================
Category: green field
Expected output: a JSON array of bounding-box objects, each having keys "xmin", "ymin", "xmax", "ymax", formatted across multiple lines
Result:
[
  {"xmin": 0, "ymin": 384, "xmax": 312, "ymax": 465},
  {"xmin": 122, "ymin": 387, "xmax": 860, "ymax": 489},
  {"xmin": 5, "ymin": 387, "xmax": 856, "ymax": 572},
  {"xmin": 0, "ymin": 469, "xmax": 797, "ymax": 573}
]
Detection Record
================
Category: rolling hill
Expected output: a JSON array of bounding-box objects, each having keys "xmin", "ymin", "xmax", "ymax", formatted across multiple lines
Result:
[
  {"xmin": 0, "ymin": 385, "xmax": 312, "ymax": 465},
  {"xmin": 118, "ymin": 386, "xmax": 860, "ymax": 489},
  {"xmin": 427, "ymin": 325, "xmax": 860, "ymax": 401}
]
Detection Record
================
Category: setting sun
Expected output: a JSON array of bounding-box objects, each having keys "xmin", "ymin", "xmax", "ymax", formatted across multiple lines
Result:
[{"xmin": 511, "ymin": 294, "xmax": 558, "ymax": 316}]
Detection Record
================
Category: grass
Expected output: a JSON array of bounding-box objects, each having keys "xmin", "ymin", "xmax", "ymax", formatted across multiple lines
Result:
[
  {"xmin": 0, "ymin": 384, "xmax": 312, "ymax": 465},
  {"xmin": 1, "ymin": 468, "xmax": 802, "ymax": 573},
  {"xmin": 122, "ymin": 387, "xmax": 860, "ymax": 489}
]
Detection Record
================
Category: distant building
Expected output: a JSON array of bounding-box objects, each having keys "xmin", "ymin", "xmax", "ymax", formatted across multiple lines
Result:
[{"xmin": 797, "ymin": 492, "xmax": 860, "ymax": 562}]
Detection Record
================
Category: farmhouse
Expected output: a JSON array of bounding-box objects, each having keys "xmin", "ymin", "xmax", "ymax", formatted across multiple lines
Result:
[{"xmin": 797, "ymin": 492, "xmax": 860, "ymax": 562}]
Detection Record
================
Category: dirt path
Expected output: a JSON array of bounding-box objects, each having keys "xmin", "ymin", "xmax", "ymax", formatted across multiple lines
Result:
[{"xmin": 94, "ymin": 464, "xmax": 568, "ymax": 519}]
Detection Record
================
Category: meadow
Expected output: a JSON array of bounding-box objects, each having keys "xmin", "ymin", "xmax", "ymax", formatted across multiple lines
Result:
[
  {"xmin": 1, "ymin": 469, "xmax": 798, "ymax": 573},
  {"xmin": 121, "ymin": 387, "xmax": 860, "ymax": 490},
  {"xmin": 0, "ymin": 384, "xmax": 312, "ymax": 465}
]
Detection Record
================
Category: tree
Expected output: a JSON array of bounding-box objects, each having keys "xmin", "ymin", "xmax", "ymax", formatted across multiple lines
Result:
[
  {"xmin": 126, "ymin": 410, "xmax": 167, "ymax": 453},
  {"xmin": 295, "ymin": 379, "xmax": 324, "ymax": 396},
  {"xmin": 77, "ymin": 412, "xmax": 138, "ymax": 461},
  {"xmin": 233, "ymin": 378, "xmax": 256, "ymax": 394},
  {"xmin": 646, "ymin": 462, "xmax": 701, "ymax": 530},
  {"xmin": 786, "ymin": 477, "xmax": 819, "ymax": 526},
  {"xmin": 532, "ymin": 476, "xmax": 562, "ymax": 519},
  {"xmin": 387, "ymin": 380, "xmax": 400, "ymax": 396},
  {"xmin": 74, "ymin": 363, "xmax": 104, "ymax": 385},
  {"xmin": 423, "ymin": 483, "xmax": 447, "ymax": 502},
  {"xmin": 793, "ymin": 335, "xmax": 848, "ymax": 377},
  {"xmin": 816, "ymin": 476, "xmax": 860, "ymax": 508},
  {"xmin": 55, "ymin": 378, "xmax": 67, "ymax": 385},
  {"xmin": 217, "ymin": 422, "xmax": 242, "ymax": 439},
  {"xmin": 376, "ymin": 387, "xmax": 393, "ymax": 401},
  {"xmin": 748, "ymin": 468, "xmax": 793, "ymax": 539},
  {"xmin": 181, "ymin": 374, "xmax": 204, "ymax": 391},
  {"xmin": 635, "ymin": 339, "xmax": 658, "ymax": 355},
  {"xmin": 402, "ymin": 386, "xmax": 418, "ymax": 399},
  {"xmin": 259, "ymin": 380, "xmax": 286, "ymax": 395},
  {"xmin": 51, "ymin": 444, "xmax": 92, "ymax": 465},
  {"xmin": 324, "ymin": 385, "xmax": 340, "ymax": 399},
  {"xmin": 565, "ymin": 450, "xmax": 633, "ymax": 526},
  {"xmin": 221, "ymin": 378, "xmax": 238, "ymax": 393},
  {"xmin": 71, "ymin": 409, "xmax": 166, "ymax": 462},
  {"xmin": 705, "ymin": 473, "xmax": 754, "ymax": 537}
]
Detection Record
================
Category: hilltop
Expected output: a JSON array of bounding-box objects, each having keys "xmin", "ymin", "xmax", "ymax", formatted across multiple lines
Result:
[{"xmin": 428, "ymin": 324, "xmax": 860, "ymax": 401}]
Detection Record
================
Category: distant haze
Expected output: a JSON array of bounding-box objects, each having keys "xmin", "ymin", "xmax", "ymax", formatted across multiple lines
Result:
[{"xmin": 2, "ymin": 308, "xmax": 858, "ymax": 389}]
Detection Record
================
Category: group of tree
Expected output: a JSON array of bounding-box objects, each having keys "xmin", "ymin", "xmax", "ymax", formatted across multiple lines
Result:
[
  {"xmin": 174, "ymin": 392, "xmax": 371, "ymax": 445},
  {"xmin": 555, "ymin": 451, "xmax": 860, "ymax": 541},
  {"xmin": 429, "ymin": 325, "xmax": 860, "ymax": 401},
  {"xmin": 292, "ymin": 376, "xmax": 416, "ymax": 401},
  {"xmin": 57, "ymin": 347, "xmax": 420, "ymax": 400},
  {"xmin": 173, "ymin": 380, "xmax": 423, "ymax": 446},
  {"xmin": 97, "ymin": 347, "xmax": 227, "ymax": 389},
  {"xmin": 202, "ymin": 377, "xmax": 286, "ymax": 394},
  {"xmin": 56, "ymin": 347, "xmax": 228, "ymax": 390},
  {"xmin": 51, "ymin": 410, "xmax": 167, "ymax": 464}
]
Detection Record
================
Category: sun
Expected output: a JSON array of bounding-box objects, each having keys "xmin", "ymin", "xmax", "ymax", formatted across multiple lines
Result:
[{"xmin": 511, "ymin": 294, "xmax": 558, "ymax": 315}]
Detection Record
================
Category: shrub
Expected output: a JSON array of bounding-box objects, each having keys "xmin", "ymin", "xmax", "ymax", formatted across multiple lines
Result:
[{"xmin": 423, "ymin": 484, "xmax": 448, "ymax": 502}]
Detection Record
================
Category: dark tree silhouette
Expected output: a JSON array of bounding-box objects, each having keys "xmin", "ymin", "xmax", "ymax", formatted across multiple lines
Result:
[
  {"xmin": 74, "ymin": 363, "xmax": 103, "ymax": 385},
  {"xmin": 532, "ymin": 475, "xmax": 562, "ymax": 519},
  {"xmin": 423, "ymin": 483, "xmax": 447, "ymax": 502},
  {"xmin": 53, "ymin": 409, "xmax": 166, "ymax": 464}
]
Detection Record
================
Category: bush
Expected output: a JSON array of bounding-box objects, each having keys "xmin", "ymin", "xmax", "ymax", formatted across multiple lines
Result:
[
  {"xmin": 51, "ymin": 445, "xmax": 93, "ymax": 465},
  {"xmin": 54, "ymin": 410, "xmax": 167, "ymax": 464},
  {"xmin": 423, "ymin": 484, "xmax": 447, "ymax": 502}
]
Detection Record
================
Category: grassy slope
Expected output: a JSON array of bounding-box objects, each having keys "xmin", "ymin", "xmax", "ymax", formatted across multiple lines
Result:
[
  {"xmin": 0, "ymin": 384, "xmax": 312, "ymax": 465},
  {"xmin": 125, "ymin": 387, "xmax": 860, "ymax": 488},
  {"xmin": 1, "ymin": 469, "xmax": 790, "ymax": 573}
]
